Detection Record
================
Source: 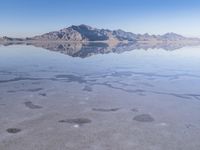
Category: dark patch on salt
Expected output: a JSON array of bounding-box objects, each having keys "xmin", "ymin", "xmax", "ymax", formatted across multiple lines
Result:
[
  {"xmin": 0, "ymin": 77, "xmax": 42, "ymax": 83},
  {"xmin": 133, "ymin": 114, "xmax": 154, "ymax": 122},
  {"xmin": 58, "ymin": 118, "xmax": 91, "ymax": 125},
  {"xmin": 32, "ymin": 82, "xmax": 41, "ymax": 85},
  {"xmin": 131, "ymin": 108, "xmax": 139, "ymax": 112},
  {"xmin": 186, "ymin": 124, "xmax": 195, "ymax": 129},
  {"xmin": 6, "ymin": 128, "xmax": 21, "ymax": 134},
  {"xmin": 25, "ymin": 88, "xmax": 43, "ymax": 92},
  {"xmin": 39, "ymin": 93, "xmax": 47, "ymax": 96},
  {"xmin": 24, "ymin": 101, "xmax": 43, "ymax": 109},
  {"xmin": 111, "ymin": 71, "xmax": 133, "ymax": 77},
  {"xmin": 55, "ymin": 74, "xmax": 86, "ymax": 83},
  {"xmin": 83, "ymin": 86, "xmax": 93, "ymax": 92},
  {"xmin": 92, "ymin": 108, "xmax": 120, "ymax": 112}
]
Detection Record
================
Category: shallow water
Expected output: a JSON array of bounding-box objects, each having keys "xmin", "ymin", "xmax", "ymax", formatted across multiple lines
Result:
[{"xmin": 0, "ymin": 44, "xmax": 200, "ymax": 150}]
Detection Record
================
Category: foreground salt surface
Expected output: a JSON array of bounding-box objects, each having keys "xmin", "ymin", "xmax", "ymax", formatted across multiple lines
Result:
[{"xmin": 0, "ymin": 45, "xmax": 200, "ymax": 150}]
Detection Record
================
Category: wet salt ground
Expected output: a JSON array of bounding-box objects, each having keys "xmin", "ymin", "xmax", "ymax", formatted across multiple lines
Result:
[
  {"xmin": 0, "ymin": 45, "xmax": 200, "ymax": 150},
  {"xmin": 1, "ymin": 74, "xmax": 200, "ymax": 150}
]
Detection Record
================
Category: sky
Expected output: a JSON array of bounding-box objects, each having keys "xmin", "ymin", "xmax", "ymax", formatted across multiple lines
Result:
[{"xmin": 0, "ymin": 0, "xmax": 200, "ymax": 37}]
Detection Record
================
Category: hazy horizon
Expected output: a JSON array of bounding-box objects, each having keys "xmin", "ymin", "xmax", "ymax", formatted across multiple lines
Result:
[{"xmin": 1, "ymin": 0, "xmax": 200, "ymax": 38}]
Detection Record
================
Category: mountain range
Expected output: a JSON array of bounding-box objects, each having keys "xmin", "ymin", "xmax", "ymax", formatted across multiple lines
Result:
[{"xmin": 0, "ymin": 24, "xmax": 200, "ymax": 43}]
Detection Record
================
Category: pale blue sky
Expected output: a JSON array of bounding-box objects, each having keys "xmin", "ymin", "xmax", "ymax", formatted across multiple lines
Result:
[{"xmin": 0, "ymin": 0, "xmax": 200, "ymax": 37}]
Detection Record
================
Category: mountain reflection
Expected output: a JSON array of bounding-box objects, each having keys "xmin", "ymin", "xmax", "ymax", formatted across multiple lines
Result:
[{"xmin": 1, "ymin": 41, "xmax": 198, "ymax": 58}]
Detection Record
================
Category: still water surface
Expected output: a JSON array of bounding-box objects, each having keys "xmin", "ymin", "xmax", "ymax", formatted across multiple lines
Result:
[{"xmin": 0, "ymin": 44, "xmax": 200, "ymax": 150}]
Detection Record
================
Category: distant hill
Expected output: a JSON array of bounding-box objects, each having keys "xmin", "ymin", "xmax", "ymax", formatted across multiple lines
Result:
[
  {"xmin": 0, "ymin": 24, "xmax": 200, "ymax": 43},
  {"xmin": 31, "ymin": 24, "xmax": 137, "ymax": 42}
]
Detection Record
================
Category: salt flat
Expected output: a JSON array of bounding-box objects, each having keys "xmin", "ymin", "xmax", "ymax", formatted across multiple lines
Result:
[{"xmin": 0, "ymin": 45, "xmax": 200, "ymax": 150}]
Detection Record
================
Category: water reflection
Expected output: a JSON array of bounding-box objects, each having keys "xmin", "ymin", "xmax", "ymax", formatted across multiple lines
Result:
[
  {"xmin": 0, "ymin": 43, "xmax": 200, "ymax": 150},
  {"xmin": 1, "ymin": 41, "xmax": 199, "ymax": 58}
]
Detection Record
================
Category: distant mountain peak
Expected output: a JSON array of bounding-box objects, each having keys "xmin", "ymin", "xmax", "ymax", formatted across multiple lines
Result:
[
  {"xmin": 78, "ymin": 24, "xmax": 94, "ymax": 28},
  {"xmin": 1, "ymin": 25, "xmax": 199, "ymax": 43},
  {"xmin": 70, "ymin": 24, "xmax": 95, "ymax": 30}
]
